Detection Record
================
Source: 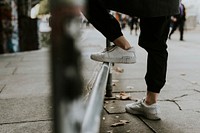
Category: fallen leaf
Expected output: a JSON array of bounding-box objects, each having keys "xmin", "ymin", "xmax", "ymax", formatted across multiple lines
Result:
[
  {"xmin": 115, "ymin": 94, "xmax": 121, "ymax": 99},
  {"xmin": 180, "ymin": 73, "xmax": 186, "ymax": 76},
  {"xmin": 112, "ymin": 83, "xmax": 116, "ymax": 86},
  {"xmin": 112, "ymin": 80, "xmax": 119, "ymax": 83},
  {"xmin": 113, "ymin": 66, "xmax": 124, "ymax": 73},
  {"xmin": 104, "ymin": 101, "xmax": 109, "ymax": 104},
  {"xmin": 121, "ymin": 95, "xmax": 131, "ymax": 100},
  {"xmin": 120, "ymin": 120, "xmax": 129, "ymax": 124},
  {"xmin": 115, "ymin": 115, "xmax": 119, "ymax": 118},
  {"xmin": 126, "ymin": 86, "xmax": 134, "ymax": 90},
  {"xmin": 111, "ymin": 122, "xmax": 124, "ymax": 127},
  {"xmin": 115, "ymin": 92, "xmax": 131, "ymax": 100},
  {"xmin": 111, "ymin": 120, "xmax": 130, "ymax": 127}
]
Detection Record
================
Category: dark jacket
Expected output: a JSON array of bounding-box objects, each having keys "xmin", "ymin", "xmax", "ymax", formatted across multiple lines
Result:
[
  {"xmin": 174, "ymin": 3, "xmax": 186, "ymax": 21},
  {"xmin": 103, "ymin": 0, "xmax": 180, "ymax": 17}
]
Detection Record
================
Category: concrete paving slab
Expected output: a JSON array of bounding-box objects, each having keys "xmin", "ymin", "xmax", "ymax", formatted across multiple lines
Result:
[
  {"xmin": 165, "ymin": 78, "xmax": 197, "ymax": 91},
  {"xmin": 0, "ymin": 121, "xmax": 53, "ymax": 133},
  {"xmin": 6, "ymin": 61, "xmax": 49, "ymax": 68},
  {"xmin": 81, "ymin": 61, "xmax": 101, "ymax": 80},
  {"xmin": 104, "ymin": 100, "xmax": 132, "ymax": 114},
  {"xmin": 0, "ymin": 67, "xmax": 16, "ymax": 76},
  {"xmin": 0, "ymin": 75, "xmax": 50, "ymax": 99},
  {"xmin": 159, "ymin": 89, "xmax": 196, "ymax": 101},
  {"xmin": 0, "ymin": 55, "xmax": 23, "ymax": 62},
  {"xmin": 0, "ymin": 96, "xmax": 52, "ymax": 124},
  {"xmin": 0, "ymin": 62, "xmax": 10, "ymax": 68},
  {"xmin": 181, "ymin": 73, "xmax": 200, "ymax": 85},
  {"xmin": 141, "ymin": 101, "xmax": 200, "ymax": 133},
  {"xmin": 22, "ymin": 56, "xmax": 49, "ymax": 62},
  {"xmin": 176, "ymin": 99, "xmax": 200, "ymax": 111},
  {"xmin": 103, "ymin": 92, "xmax": 145, "ymax": 114},
  {"xmin": 112, "ymin": 64, "xmax": 146, "ymax": 79},
  {"xmin": 176, "ymin": 89, "xmax": 200, "ymax": 100},
  {"xmin": 14, "ymin": 66, "xmax": 50, "ymax": 75},
  {"xmin": 100, "ymin": 111, "xmax": 153, "ymax": 133},
  {"xmin": 112, "ymin": 79, "xmax": 148, "ymax": 92},
  {"xmin": 103, "ymin": 95, "xmax": 200, "ymax": 132}
]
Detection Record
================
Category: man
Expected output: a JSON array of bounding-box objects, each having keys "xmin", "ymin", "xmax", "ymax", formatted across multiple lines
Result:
[
  {"xmin": 169, "ymin": 2, "xmax": 186, "ymax": 41},
  {"xmin": 84, "ymin": 0, "xmax": 180, "ymax": 120}
]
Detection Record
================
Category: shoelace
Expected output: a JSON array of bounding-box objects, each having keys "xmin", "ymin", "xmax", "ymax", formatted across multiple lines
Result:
[{"xmin": 103, "ymin": 45, "xmax": 117, "ymax": 52}]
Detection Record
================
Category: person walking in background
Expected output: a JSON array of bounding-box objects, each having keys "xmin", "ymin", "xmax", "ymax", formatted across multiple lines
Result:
[
  {"xmin": 169, "ymin": 2, "xmax": 186, "ymax": 41},
  {"xmin": 120, "ymin": 14, "xmax": 128, "ymax": 29},
  {"xmin": 84, "ymin": 0, "xmax": 179, "ymax": 120},
  {"xmin": 129, "ymin": 16, "xmax": 139, "ymax": 35}
]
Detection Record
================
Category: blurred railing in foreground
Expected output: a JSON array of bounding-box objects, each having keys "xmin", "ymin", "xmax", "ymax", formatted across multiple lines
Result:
[{"xmin": 50, "ymin": 0, "xmax": 113, "ymax": 133}]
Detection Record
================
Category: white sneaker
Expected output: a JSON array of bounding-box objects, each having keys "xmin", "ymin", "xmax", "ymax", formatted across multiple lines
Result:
[
  {"xmin": 125, "ymin": 98, "xmax": 161, "ymax": 120},
  {"xmin": 90, "ymin": 45, "xmax": 136, "ymax": 64}
]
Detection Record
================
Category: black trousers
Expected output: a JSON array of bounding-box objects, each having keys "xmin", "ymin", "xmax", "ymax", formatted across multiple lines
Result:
[
  {"xmin": 169, "ymin": 19, "xmax": 185, "ymax": 40},
  {"xmin": 85, "ymin": 0, "xmax": 171, "ymax": 93}
]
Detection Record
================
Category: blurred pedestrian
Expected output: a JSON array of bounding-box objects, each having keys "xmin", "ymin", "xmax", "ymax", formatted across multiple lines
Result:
[
  {"xmin": 84, "ymin": 0, "xmax": 179, "ymax": 120},
  {"xmin": 169, "ymin": 2, "xmax": 186, "ymax": 41},
  {"xmin": 120, "ymin": 14, "xmax": 127, "ymax": 29},
  {"xmin": 129, "ymin": 16, "xmax": 139, "ymax": 35}
]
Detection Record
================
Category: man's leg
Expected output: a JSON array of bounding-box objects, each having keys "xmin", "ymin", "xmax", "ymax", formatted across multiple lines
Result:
[
  {"xmin": 139, "ymin": 17, "xmax": 170, "ymax": 94},
  {"xmin": 179, "ymin": 20, "xmax": 185, "ymax": 41},
  {"xmin": 85, "ymin": 0, "xmax": 136, "ymax": 63},
  {"xmin": 126, "ymin": 16, "xmax": 170, "ymax": 120},
  {"xmin": 85, "ymin": 0, "xmax": 143, "ymax": 42},
  {"xmin": 169, "ymin": 21, "xmax": 178, "ymax": 39}
]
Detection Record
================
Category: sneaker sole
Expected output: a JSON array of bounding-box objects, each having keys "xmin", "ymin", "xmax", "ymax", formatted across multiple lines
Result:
[
  {"xmin": 91, "ymin": 56, "xmax": 136, "ymax": 64},
  {"xmin": 125, "ymin": 106, "xmax": 161, "ymax": 120}
]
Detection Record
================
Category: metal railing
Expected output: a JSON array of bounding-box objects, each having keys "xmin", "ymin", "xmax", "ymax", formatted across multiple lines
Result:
[{"xmin": 81, "ymin": 62, "xmax": 111, "ymax": 133}]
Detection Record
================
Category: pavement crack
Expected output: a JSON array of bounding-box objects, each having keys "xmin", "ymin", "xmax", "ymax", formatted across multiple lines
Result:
[
  {"xmin": 196, "ymin": 111, "xmax": 200, "ymax": 113},
  {"xmin": 137, "ymin": 117, "xmax": 157, "ymax": 133},
  {"xmin": 160, "ymin": 94, "xmax": 188, "ymax": 110},
  {"xmin": 160, "ymin": 99, "xmax": 182, "ymax": 110},
  {"xmin": 0, "ymin": 119, "xmax": 53, "ymax": 126},
  {"xmin": 0, "ymin": 84, "xmax": 6, "ymax": 94},
  {"xmin": 103, "ymin": 107, "xmax": 125, "ymax": 115},
  {"xmin": 5, "ymin": 62, "xmax": 11, "ymax": 68},
  {"xmin": 173, "ymin": 101, "xmax": 182, "ymax": 110},
  {"xmin": 194, "ymin": 89, "xmax": 200, "ymax": 93},
  {"xmin": 172, "ymin": 94, "xmax": 188, "ymax": 100},
  {"xmin": 12, "ymin": 67, "xmax": 18, "ymax": 75}
]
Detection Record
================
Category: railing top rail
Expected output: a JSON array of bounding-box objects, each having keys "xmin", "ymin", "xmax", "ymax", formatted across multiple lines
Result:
[{"xmin": 81, "ymin": 62, "xmax": 111, "ymax": 133}]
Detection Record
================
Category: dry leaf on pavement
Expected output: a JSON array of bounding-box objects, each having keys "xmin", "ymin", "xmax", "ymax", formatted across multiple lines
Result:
[
  {"xmin": 111, "ymin": 120, "xmax": 130, "ymax": 127},
  {"xmin": 113, "ymin": 66, "xmax": 124, "ymax": 73},
  {"xmin": 115, "ymin": 92, "xmax": 131, "ymax": 100}
]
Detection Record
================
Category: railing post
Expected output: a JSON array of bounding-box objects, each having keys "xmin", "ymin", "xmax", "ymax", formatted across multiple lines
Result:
[{"xmin": 105, "ymin": 39, "xmax": 113, "ymax": 97}]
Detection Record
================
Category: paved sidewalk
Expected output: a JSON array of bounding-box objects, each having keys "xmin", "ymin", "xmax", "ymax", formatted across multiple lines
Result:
[
  {"xmin": 99, "ymin": 26, "xmax": 200, "ymax": 133},
  {"xmin": 0, "ymin": 25, "xmax": 200, "ymax": 133}
]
